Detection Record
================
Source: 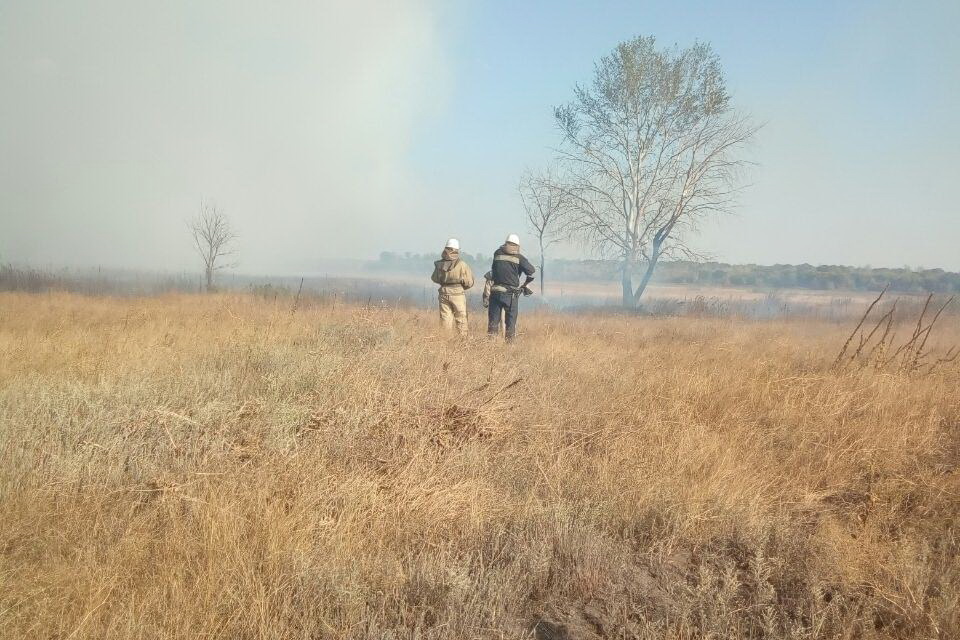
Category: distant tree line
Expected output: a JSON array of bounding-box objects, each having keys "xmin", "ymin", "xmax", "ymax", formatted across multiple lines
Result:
[
  {"xmin": 639, "ymin": 262, "xmax": 960, "ymax": 293},
  {"xmin": 371, "ymin": 252, "xmax": 487, "ymax": 275},
  {"xmin": 368, "ymin": 253, "xmax": 960, "ymax": 293}
]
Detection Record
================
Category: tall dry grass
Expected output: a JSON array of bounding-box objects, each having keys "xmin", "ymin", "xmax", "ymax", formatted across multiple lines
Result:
[{"xmin": 1, "ymin": 292, "xmax": 958, "ymax": 639}]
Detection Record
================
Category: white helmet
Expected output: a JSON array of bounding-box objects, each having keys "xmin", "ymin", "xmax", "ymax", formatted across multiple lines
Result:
[
  {"xmin": 445, "ymin": 238, "xmax": 460, "ymax": 250},
  {"xmin": 505, "ymin": 233, "xmax": 520, "ymax": 245}
]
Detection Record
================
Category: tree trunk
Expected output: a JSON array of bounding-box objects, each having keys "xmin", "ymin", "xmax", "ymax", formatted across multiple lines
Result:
[
  {"xmin": 205, "ymin": 266, "xmax": 213, "ymax": 292},
  {"xmin": 632, "ymin": 245, "xmax": 662, "ymax": 305},
  {"xmin": 621, "ymin": 258, "xmax": 634, "ymax": 308},
  {"xmin": 539, "ymin": 238, "xmax": 545, "ymax": 296}
]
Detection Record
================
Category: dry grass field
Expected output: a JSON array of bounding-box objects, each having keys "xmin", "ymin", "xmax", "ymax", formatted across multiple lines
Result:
[{"xmin": 1, "ymin": 292, "xmax": 958, "ymax": 639}]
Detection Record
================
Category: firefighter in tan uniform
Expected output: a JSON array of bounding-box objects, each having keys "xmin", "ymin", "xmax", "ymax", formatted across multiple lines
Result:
[{"xmin": 430, "ymin": 238, "xmax": 475, "ymax": 335}]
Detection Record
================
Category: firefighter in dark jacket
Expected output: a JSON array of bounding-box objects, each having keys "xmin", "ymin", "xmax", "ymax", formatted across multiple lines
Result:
[{"xmin": 487, "ymin": 233, "xmax": 535, "ymax": 340}]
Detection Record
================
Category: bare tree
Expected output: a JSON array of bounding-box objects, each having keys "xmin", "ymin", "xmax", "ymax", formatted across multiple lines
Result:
[
  {"xmin": 188, "ymin": 201, "xmax": 237, "ymax": 292},
  {"xmin": 554, "ymin": 36, "xmax": 758, "ymax": 307},
  {"xmin": 519, "ymin": 168, "xmax": 567, "ymax": 295}
]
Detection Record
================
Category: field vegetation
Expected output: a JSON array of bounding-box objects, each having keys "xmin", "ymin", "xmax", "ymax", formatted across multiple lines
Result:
[{"xmin": 1, "ymin": 292, "xmax": 958, "ymax": 639}]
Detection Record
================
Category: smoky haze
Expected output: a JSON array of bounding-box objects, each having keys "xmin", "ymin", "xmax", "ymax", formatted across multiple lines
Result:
[
  {"xmin": 3, "ymin": 1, "xmax": 959, "ymax": 275},
  {"xmin": 0, "ymin": 0, "xmax": 450, "ymax": 273}
]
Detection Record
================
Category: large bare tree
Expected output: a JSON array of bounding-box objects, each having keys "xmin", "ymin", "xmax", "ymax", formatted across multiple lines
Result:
[
  {"xmin": 189, "ymin": 201, "xmax": 237, "ymax": 292},
  {"xmin": 554, "ymin": 36, "xmax": 758, "ymax": 307},
  {"xmin": 519, "ymin": 168, "xmax": 567, "ymax": 295}
]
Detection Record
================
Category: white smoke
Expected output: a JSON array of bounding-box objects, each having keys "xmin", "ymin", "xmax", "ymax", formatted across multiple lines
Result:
[{"xmin": 0, "ymin": 0, "xmax": 450, "ymax": 272}]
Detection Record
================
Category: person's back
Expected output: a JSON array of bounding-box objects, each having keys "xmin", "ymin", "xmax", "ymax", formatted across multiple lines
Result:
[
  {"xmin": 487, "ymin": 233, "xmax": 535, "ymax": 340},
  {"xmin": 431, "ymin": 238, "xmax": 474, "ymax": 335}
]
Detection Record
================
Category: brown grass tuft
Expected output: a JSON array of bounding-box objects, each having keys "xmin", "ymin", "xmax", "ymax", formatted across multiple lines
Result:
[{"xmin": 1, "ymin": 292, "xmax": 958, "ymax": 638}]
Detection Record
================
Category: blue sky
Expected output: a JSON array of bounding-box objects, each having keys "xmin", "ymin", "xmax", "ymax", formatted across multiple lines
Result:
[
  {"xmin": 1, "ymin": 0, "xmax": 958, "ymax": 271},
  {"xmin": 405, "ymin": 0, "xmax": 960, "ymax": 269}
]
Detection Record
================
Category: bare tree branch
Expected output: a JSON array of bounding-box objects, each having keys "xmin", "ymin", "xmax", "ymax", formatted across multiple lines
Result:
[
  {"xmin": 188, "ymin": 201, "xmax": 238, "ymax": 292},
  {"xmin": 551, "ymin": 36, "xmax": 759, "ymax": 307},
  {"xmin": 519, "ymin": 168, "xmax": 570, "ymax": 295}
]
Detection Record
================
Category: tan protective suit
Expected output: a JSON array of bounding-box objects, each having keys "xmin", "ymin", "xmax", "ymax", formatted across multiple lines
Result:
[{"xmin": 430, "ymin": 248, "xmax": 475, "ymax": 334}]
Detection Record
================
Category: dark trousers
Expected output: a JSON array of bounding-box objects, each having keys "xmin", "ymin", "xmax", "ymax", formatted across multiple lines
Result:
[{"xmin": 487, "ymin": 292, "xmax": 520, "ymax": 339}]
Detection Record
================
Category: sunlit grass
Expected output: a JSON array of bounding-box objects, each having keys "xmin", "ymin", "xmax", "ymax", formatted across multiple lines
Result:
[{"xmin": 1, "ymin": 292, "xmax": 957, "ymax": 639}]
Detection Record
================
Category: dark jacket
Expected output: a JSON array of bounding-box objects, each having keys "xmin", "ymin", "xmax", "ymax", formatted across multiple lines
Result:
[{"xmin": 490, "ymin": 243, "xmax": 535, "ymax": 290}]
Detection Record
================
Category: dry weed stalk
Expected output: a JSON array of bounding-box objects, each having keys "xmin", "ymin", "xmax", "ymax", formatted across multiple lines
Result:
[{"xmin": 834, "ymin": 287, "xmax": 958, "ymax": 373}]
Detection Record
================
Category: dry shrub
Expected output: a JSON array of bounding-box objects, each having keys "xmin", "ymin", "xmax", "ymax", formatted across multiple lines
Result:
[
  {"xmin": 1, "ymin": 292, "xmax": 958, "ymax": 639},
  {"xmin": 835, "ymin": 288, "xmax": 958, "ymax": 374}
]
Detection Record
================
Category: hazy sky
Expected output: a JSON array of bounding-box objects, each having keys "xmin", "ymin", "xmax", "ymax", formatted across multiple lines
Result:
[{"xmin": 2, "ymin": 0, "xmax": 958, "ymax": 272}]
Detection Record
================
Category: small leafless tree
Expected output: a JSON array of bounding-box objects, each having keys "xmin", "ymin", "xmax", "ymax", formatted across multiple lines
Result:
[
  {"xmin": 519, "ymin": 168, "xmax": 567, "ymax": 295},
  {"xmin": 189, "ymin": 201, "xmax": 237, "ymax": 292},
  {"xmin": 554, "ymin": 36, "xmax": 759, "ymax": 307}
]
